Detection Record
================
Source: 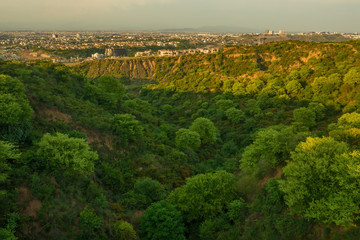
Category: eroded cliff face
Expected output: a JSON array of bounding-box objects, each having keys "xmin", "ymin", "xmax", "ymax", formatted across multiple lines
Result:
[
  {"xmin": 76, "ymin": 42, "xmax": 360, "ymax": 93},
  {"xmin": 78, "ymin": 58, "xmax": 157, "ymax": 79}
]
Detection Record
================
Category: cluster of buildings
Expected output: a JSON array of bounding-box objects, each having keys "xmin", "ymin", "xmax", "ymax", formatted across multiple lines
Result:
[
  {"xmin": 91, "ymin": 48, "xmax": 128, "ymax": 59},
  {"xmin": 264, "ymin": 30, "xmax": 285, "ymax": 35},
  {"xmin": 90, "ymin": 47, "xmax": 219, "ymax": 59},
  {"xmin": 0, "ymin": 31, "xmax": 226, "ymax": 51},
  {"xmin": 157, "ymin": 47, "xmax": 219, "ymax": 57},
  {"xmin": 1, "ymin": 31, "xmax": 360, "ymax": 62}
]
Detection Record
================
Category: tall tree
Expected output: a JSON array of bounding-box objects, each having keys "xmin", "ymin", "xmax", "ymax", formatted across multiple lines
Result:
[
  {"xmin": 141, "ymin": 201, "xmax": 185, "ymax": 240},
  {"xmin": 111, "ymin": 114, "xmax": 144, "ymax": 147},
  {"xmin": 189, "ymin": 118, "xmax": 218, "ymax": 145},
  {"xmin": 175, "ymin": 128, "xmax": 201, "ymax": 149},
  {"xmin": 0, "ymin": 74, "xmax": 33, "ymax": 143},
  {"xmin": 167, "ymin": 171, "xmax": 236, "ymax": 221},
  {"xmin": 240, "ymin": 125, "xmax": 307, "ymax": 173},
  {"xmin": 37, "ymin": 133, "xmax": 98, "ymax": 175},
  {"xmin": 279, "ymin": 137, "xmax": 360, "ymax": 226}
]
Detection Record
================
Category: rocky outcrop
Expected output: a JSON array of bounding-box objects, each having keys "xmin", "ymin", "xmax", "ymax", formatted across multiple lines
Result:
[{"xmin": 78, "ymin": 58, "xmax": 157, "ymax": 79}]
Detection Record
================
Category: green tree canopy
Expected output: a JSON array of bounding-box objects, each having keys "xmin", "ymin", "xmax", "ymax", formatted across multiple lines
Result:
[
  {"xmin": 175, "ymin": 128, "xmax": 201, "ymax": 149},
  {"xmin": 343, "ymin": 67, "xmax": 360, "ymax": 87},
  {"xmin": 312, "ymin": 73, "xmax": 342, "ymax": 96},
  {"xmin": 0, "ymin": 74, "xmax": 33, "ymax": 125},
  {"xmin": 134, "ymin": 177, "xmax": 167, "ymax": 206},
  {"xmin": 114, "ymin": 220, "xmax": 138, "ymax": 240},
  {"xmin": 226, "ymin": 198, "xmax": 247, "ymax": 222},
  {"xmin": 86, "ymin": 75, "xmax": 125, "ymax": 110},
  {"xmin": 308, "ymin": 102, "xmax": 326, "ymax": 121},
  {"xmin": 216, "ymin": 99, "xmax": 235, "ymax": 111},
  {"xmin": 225, "ymin": 107, "xmax": 245, "ymax": 124},
  {"xmin": 167, "ymin": 171, "xmax": 236, "ymax": 221},
  {"xmin": 279, "ymin": 137, "xmax": 360, "ymax": 226},
  {"xmin": 0, "ymin": 74, "xmax": 33, "ymax": 143},
  {"xmin": 123, "ymin": 98, "xmax": 151, "ymax": 115},
  {"xmin": 0, "ymin": 141, "xmax": 19, "ymax": 185},
  {"xmin": 240, "ymin": 125, "xmax": 307, "ymax": 173},
  {"xmin": 285, "ymin": 80, "xmax": 302, "ymax": 95},
  {"xmin": 36, "ymin": 133, "xmax": 98, "ymax": 175},
  {"xmin": 0, "ymin": 141, "xmax": 20, "ymax": 217},
  {"xmin": 111, "ymin": 113, "xmax": 144, "ymax": 146},
  {"xmin": 329, "ymin": 112, "xmax": 360, "ymax": 145},
  {"xmin": 293, "ymin": 107, "xmax": 316, "ymax": 129},
  {"xmin": 79, "ymin": 207, "xmax": 104, "ymax": 239},
  {"xmin": 141, "ymin": 200, "xmax": 185, "ymax": 240},
  {"xmin": 232, "ymin": 82, "xmax": 247, "ymax": 96},
  {"xmin": 189, "ymin": 117, "xmax": 218, "ymax": 145},
  {"xmin": 337, "ymin": 112, "xmax": 360, "ymax": 128}
]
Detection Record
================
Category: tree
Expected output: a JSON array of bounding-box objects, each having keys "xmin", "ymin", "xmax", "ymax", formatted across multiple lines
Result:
[
  {"xmin": 337, "ymin": 112, "xmax": 360, "ymax": 128},
  {"xmin": 141, "ymin": 201, "xmax": 185, "ymax": 240},
  {"xmin": 0, "ymin": 228, "xmax": 16, "ymax": 240},
  {"xmin": 79, "ymin": 207, "xmax": 104, "ymax": 239},
  {"xmin": 199, "ymin": 216, "xmax": 229, "ymax": 240},
  {"xmin": 114, "ymin": 220, "xmax": 138, "ymax": 240},
  {"xmin": 0, "ymin": 141, "xmax": 19, "ymax": 187},
  {"xmin": 0, "ymin": 74, "xmax": 33, "ymax": 143},
  {"xmin": 308, "ymin": 102, "xmax": 326, "ymax": 121},
  {"xmin": 223, "ymin": 78, "xmax": 234, "ymax": 93},
  {"xmin": 36, "ymin": 133, "xmax": 98, "ymax": 175},
  {"xmin": 216, "ymin": 99, "xmax": 235, "ymax": 111},
  {"xmin": 0, "ymin": 74, "xmax": 33, "ymax": 125},
  {"xmin": 134, "ymin": 178, "xmax": 167, "ymax": 207},
  {"xmin": 240, "ymin": 125, "xmax": 307, "ymax": 173},
  {"xmin": 86, "ymin": 75, "xmax": 125, "ymax": 110},
  {"xmin": 122, "ymin": 178, "xmax": 167, "ymax": 210},
  {"xmin": 189, "ymin": 118, "xmax": 217, "ymax": 145},
  {"xmin": 111, "ymin": 114, "xmax": 144, "ymax": 146},
  {"xmin": 167, "ymin": 171, "xmax": 236, "ymax": 221},
  {"xmin": 279, "ymin": 137, "xmax": 360, "ymax": 226},
  {"xmin": 293, "ymin": 107, "xmax": 316, "ymax": 129},
  {"xmin": 246, "ymin": 78, "xmax": 263, "ymax": 94},
  {"xmin": 285, "ymin": 80, "xmax": 302, "ymax": 95},
  {"xmin": 175, "ymin": 128, "xmax": 201, "ymax": 149},
  {"xmin": 311, "ymin": 73, "xmax": 342, "ymax": 96},
  {"xmin": 225, "ymin": 107, "xmax": 245, "ymax": 124},
  {"xmin": 329, "ymin": 112, "xmax": 360, "ymax": 145},
  {"xmin": 226, "ymin": 198, "xmax": 247, "ymax": 222},
  {"xmin": 299, "ymin": 65, "xmax": 313, "ymax": 79},
  {"xmin": 343, "ymin": 67, "xmax": 360, "ymax": 87},
  {"xmin": 232, "ymin": 82, "xmax": 247, "ymax": 96},
  {"xmin": 0, "ymin": 141, "xmax": 20, "ymax": 220},
  {"xmin": 123, "ymin": 98, "xmax": 151, "ymax": 116}
]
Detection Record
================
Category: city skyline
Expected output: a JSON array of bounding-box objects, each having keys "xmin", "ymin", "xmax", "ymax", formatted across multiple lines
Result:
[{"xmin": 0, "ymin": 0, "xmax": 359, "ymax": 32}]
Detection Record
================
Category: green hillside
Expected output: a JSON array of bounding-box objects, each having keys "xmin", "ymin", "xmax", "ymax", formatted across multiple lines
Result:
[{"xmin": 2, "ymin": 41, "xmax": 360, "ymax": 239}]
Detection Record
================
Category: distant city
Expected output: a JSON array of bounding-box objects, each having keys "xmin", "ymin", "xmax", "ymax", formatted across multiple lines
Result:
[{"xmin": 1, "ymin": 30, "xmax": 359, "ymax": 63}]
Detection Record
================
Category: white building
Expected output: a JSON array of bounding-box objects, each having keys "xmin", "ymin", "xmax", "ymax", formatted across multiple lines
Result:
[
  {"xmin": 135, "ymin": 50, "xmax": 153, "ymax": 57},
  {"xmin": 91, "ymin": 53, "xmax": 105, "ymax": 59},
  {"xmin": 158, "ymin": 50, "xmax": 175, "ymax": 57}
]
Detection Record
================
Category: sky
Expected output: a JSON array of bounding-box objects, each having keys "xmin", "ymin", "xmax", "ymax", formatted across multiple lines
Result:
[{"xmin": 0, "ymin": 0, "xmax": 359, "ymax": 32}]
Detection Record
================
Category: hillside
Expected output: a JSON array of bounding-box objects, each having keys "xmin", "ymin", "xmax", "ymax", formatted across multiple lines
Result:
[
  {"xmin": 2, "ymin": 41, "xmax": 360, "ymax": 239},
  {"xmin": 77, "ymin": 58, "xmax": 157, "ymax": 79},
  {"xmin": 77, "ymin": 41, "xmax": 360, "ymax": 93}
]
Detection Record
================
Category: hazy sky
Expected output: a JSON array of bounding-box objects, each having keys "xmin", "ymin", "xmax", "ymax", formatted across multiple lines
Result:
[{"xmin": 0, "ymin": 0, "xmax": 359, "ymax": 32}]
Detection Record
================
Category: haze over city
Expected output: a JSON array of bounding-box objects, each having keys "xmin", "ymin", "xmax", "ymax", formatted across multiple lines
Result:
[{"xmin": 1, "ymin": 0, "xmax": 359, "ymax": 32}]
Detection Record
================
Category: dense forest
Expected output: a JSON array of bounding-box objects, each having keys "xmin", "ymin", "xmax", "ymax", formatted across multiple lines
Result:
[{"xmin": 2, "ymin": 40, "xmax": 360, "ymax": 239}]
